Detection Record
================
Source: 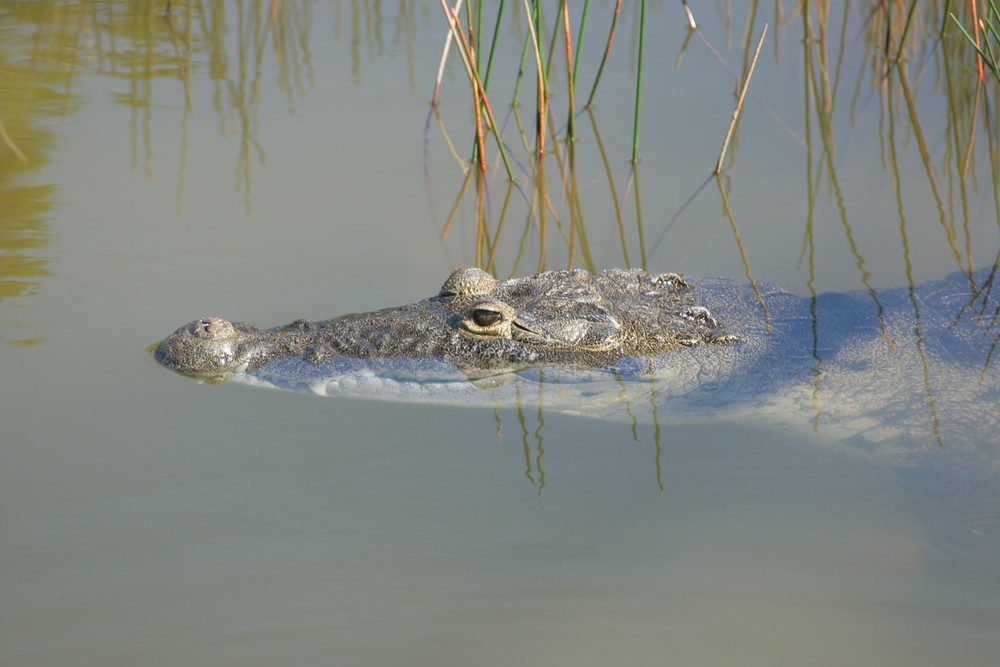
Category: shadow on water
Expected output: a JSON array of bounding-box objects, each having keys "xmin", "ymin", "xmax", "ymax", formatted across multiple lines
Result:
[{"xmin": 170, "ymin": 266, "xmax": 997, "ymax": 516}]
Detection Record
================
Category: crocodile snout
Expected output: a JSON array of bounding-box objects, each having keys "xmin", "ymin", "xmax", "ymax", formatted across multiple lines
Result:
[{"xmin": 154, "ymin": 317, "xmax": 248, "ymax": 379}]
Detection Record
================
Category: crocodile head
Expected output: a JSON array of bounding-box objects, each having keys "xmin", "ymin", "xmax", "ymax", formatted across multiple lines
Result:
[{"xmin": 153, "ymin": 267, "xmax": 737, "ymax": 382}]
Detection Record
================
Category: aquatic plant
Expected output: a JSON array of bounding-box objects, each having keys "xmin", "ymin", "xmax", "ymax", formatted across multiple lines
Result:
[{"xmin": 950, "ymin": 0, "xmax": 1000, "ymax": 82}]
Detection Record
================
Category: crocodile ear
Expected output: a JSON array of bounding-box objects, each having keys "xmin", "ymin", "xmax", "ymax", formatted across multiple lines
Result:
[{"xmin": 440, "ymin": 267, "xmax": 498, "ymax": 297}]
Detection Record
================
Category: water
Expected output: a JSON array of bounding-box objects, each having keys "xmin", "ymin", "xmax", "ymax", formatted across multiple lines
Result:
[{"xmin": 2, "ymin": 2, "xmax": 999, "ymax": 665}]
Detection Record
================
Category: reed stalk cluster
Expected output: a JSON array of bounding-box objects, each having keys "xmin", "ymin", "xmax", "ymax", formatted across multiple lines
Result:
[{"xmin": 431, "ymin": 1, "xmax": 999, "ymax": 280}]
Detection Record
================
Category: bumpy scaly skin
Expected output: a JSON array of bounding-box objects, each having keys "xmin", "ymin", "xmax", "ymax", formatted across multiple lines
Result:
[{"xmin": 155, "ymin": 267, "xmax": 739, "ymax": 380}]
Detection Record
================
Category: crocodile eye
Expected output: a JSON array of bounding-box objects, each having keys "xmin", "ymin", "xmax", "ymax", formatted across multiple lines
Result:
[
  {"xmin": 472, "ymin": 308, "xmax": 503, "ymax": 327},
  {"xmin": 459, "ymin": 299, "xmax": 515, "ymax": 337}
]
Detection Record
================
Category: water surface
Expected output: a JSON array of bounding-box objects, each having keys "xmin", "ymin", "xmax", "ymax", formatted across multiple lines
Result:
[{"xmin": 2, "ymin": 2, "xmax": 999, "ymax": 665}]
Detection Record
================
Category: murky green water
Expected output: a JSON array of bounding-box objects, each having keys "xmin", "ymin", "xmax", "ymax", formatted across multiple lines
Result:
[{"xmin": 2, "ymin": 3, "xmax": 999, "ymax": 665}]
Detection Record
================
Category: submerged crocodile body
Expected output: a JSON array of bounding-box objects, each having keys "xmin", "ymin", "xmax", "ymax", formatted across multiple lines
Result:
[{"xmin": 155, "ymin": 266, "xmax": 1000, "ymax": 467}]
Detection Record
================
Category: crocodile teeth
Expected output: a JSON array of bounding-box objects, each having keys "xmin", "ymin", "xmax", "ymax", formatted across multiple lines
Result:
[{"xmin": 307, "ymin": 382, "xmax": 329, "ymax": 396}]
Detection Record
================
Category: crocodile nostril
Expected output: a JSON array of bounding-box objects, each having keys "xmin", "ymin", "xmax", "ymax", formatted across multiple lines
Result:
[{"xmin": 192, "ymin": 317, "xmax": 236, "ymax": 340}]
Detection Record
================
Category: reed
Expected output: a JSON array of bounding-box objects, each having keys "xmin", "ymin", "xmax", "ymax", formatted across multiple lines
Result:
[
  {"xmin": 630, "ymin": 0, "xmax": 646, "ymax": 164},
  {"xmin": 428, "ymin": 1, "xmax": 999, "ymax": 278},
  {"xmin": 586, "ymin": 0, "xmax": 623, "ymax": 108},
  {"xmin": 715, "ymin": 24, "xmax": 767, "ymax": 174},
  {"xmin": 950, "ymin": 1, "xmax": 1000, "ymax": 82},
  {"xmin": 436, "ymin": 0, "xmax": 514, "ymax": 179},
  {"xmin": 432, "ymin": 0, "xmax": 640, "ymax": 270}
]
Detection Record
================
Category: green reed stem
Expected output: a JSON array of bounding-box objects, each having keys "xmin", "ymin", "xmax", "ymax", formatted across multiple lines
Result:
[
  {"xmin": 482, "ymin": 0, "xmax": 505, "ymax": 90},
  {"xmin": 984, "ymin": 28, "xmax": 1000, "ymax": 75},
  {"xmin": 572, "ymin": 0, "xmax": 591, "ymax": 87},
  {"xmin": 983, "ymin": 1, "xmax": 1000, "ymax": 67},
  {"xmin": 438, "ymin": 0, "xmax": 515, "ymax": 179},
  {"xmin": 522, "ymin": 0, "xmax": 546, "ymax": 153},
  {"xmin": 561, "ymin": 1, "xmax": 576, "ymax": 141},
  {"xmin": 940, "ymin": 0, "xmax": 954, "ymax": 35},
  {"xmin": 474, "ymin": 0, "xmax": 484, "ymax": 58},
  {"xmin": 512, "ymin": 24, "xmax": 531, "ymax": 106},
  {"xmin": 631, "ymin": 0, "xmax": 646, "ymax": 163},
  {"xmin": 989, "ymin": 0, "xmax": 1000, "ymax": 36},
  {"xmin": 546, "ymin": 6, "xmax": 560, "ymax": 81},
  {"xmin": 464, "ymin": 1, "xmax": 485, "ymax": 172},
  {"xmin": 632, "ymin": 163, "xmax": 647, "ymax": 269},
  {"xmin": 586, "ymin": 0, "xmax": 622, "ymax": 107},
  {"xmin": 521, "ymin": 0, "xmax": 548, "ymax": 270},
  {"xmin": 893, "ymin": 0, "xmax": 920, "ymax": 62},
  {"xmin": 950, "ymin": 10, "xmax": 1000, "ymax": 81}
]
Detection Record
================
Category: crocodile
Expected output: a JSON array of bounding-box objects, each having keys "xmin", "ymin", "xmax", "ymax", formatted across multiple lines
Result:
[
  {"xmin": 154, "ymin": 264, "xmax": 1000, "ymax": 564},
  {"xmin": 154, "ymin": 268, "xmax": 739, "ymax": 380},
  {"xmin": 154, "ymin": 266, "xmax": 1000, "ymax": 466}
]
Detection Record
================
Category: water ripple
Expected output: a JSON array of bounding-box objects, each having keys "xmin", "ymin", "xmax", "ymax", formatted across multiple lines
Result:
[{"xmin": 925, "ymin": 508, "xmax": 1000, "ymax": 571}]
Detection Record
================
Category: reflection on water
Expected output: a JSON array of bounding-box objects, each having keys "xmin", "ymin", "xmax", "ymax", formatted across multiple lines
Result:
[
  {"xmin": 199, "ymin": 267, "xmax": 998, "ymax": 494},
  {"xmin": 2, "ymin": 1, "xmax": 997, "ymax": 292},
  {"xmin": 0, "ymin": 3, "xmax": 75, "ymax": 344}
]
